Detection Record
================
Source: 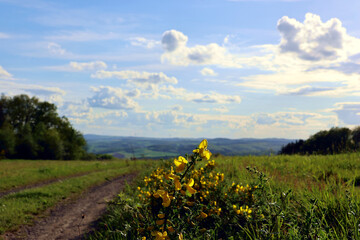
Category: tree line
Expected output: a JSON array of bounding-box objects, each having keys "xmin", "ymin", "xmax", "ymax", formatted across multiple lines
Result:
[
  {"xmin": 0, "ymin": 94, "xmax": 88, "ymax": 160},
  {"xmin": 279, "ymin": 126, "xmax": 360, "ymax": 155}
]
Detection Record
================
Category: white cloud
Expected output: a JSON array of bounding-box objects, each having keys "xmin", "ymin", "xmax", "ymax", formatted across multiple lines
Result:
[
  {"xmin": 0, "ymin": 32, "xmax": 10, "ymax": 39},
  {"xmin": 161, "ymin": 30, "xmax": 242, "ymax": 67},
  {"xmin": 163, "ymin": 86, "xmax": 241, "ymax": 104},
  {"xmin": 214, "ymin": 106, "xmax": 229, "ymax": 113},
  {"xmin": 91, "ymin": 70, "xmax": 178, "ymax": 88},
  {"xmin": 171, "ymin": 105, "xmax": 183, "ymax": 111},
  {"xmin": 130, "ymin": 37, "xmax": 160, "ymax": 49},
  {"xmin": 200, "ymin": 67, "xmax": 217, "ymax": 76},
  {"xmin": 331, "ymin": 102, "xmax": 360, "ymax": 125},
  {"xmin": 0, "ymin": 66, "xmax": 12, "ymax": 79},
  {"xmin": 277, "ymin": 13, "xmax": 360, "ymax": 61},
  {"xmin": 47, "ymin": 42, "xmax": 66, "ymax": 56},
  {"xmin": 69, "ymin": 61, "xmax": 107, "ymax": 71},
  {"xmin": 88, "ymin": 86, "xmax": 140, "ymax": 110},
  {"xmin": 162, "ymin": 30, "xmax": 188, "ymax": 52},
  {"xmin": 46, "ymin": 31, "xmax": 121, "ymax": 42},
  {"xmin": 278, "ymin": 85, "xmax": 336, "ymax": 96},
  {"xmin": 0, "ymin": 80, "xmax": 65, "ymax": 96},
  {"xmin": 239, "ymin": 68, "xmax": 360, "ymax": 97}
]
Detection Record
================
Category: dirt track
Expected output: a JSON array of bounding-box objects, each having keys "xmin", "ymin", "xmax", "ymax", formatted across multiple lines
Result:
[{"xmin": 3, "ymin": 172, "xmax": 137, "ymax": 240}]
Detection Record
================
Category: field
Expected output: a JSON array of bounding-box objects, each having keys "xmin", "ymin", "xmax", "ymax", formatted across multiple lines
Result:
[
  {"xmin": 89, "ymin": 150, "xmax": 360, "ymax": 239},
  {"xmin": 0, "ymin": 159, "xmax": 155, "ymax": 236},
  {"xmin": 1, "ymin": 150, "xmax": 360, "ymax": 239}
]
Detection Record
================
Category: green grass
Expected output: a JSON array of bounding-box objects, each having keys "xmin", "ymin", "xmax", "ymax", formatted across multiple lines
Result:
[
  {"xmin": 215, "ymin": 153, "xmax": 360, "ymax": 192},
  {"xmin": 0, "ymin": 159, "xmax": 134, "ymax": 192},
  {"xmin": 89, "ymin": 153, "xmax": 360, "ymax": 239},
  {"xmin": 0, "ymin": 159, "xmax": 155, "ymax": 234}
]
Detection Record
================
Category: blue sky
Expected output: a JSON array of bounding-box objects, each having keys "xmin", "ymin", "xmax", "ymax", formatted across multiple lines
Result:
[{"xmin": 1, "ymin": 0, "xmax": 360, "ymax": 139}]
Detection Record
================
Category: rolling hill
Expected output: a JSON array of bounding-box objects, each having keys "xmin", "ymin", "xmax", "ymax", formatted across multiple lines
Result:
[{"xmin": 84, "ymin": 135, "xmax": 293, "ymax": 159}]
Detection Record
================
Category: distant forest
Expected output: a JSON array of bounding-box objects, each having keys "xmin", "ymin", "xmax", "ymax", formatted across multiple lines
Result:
[
  {"xmin": 279, "ymin": 127, "xmax": 360, "ymax": 155},
  {"xmin": 0, "ymin": 94, "xmax": 87, "ymax": 160}
]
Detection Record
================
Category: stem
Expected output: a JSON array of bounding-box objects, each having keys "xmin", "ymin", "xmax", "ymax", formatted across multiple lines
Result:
[{"xmin": 180, "ymin": 156, "xmax": 196, "ymax": 182}]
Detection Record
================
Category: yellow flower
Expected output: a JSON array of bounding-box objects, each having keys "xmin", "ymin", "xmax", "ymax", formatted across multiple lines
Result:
[
  {"xmin": 179, "ymin": 233, "xmax": 184, "ymax": 240},
  {"xmin": 193, "ymin": 139, "xmax": 212, "ymax": 160},
  {"xmin": 155, "ymin": 190, "xmax": 171, "ymax": 207},
  {"xmin": 156, "ymin": 219, "xmax": 165, "ymax": 225},
  {"xmin": 174, "ymin": 176, "xmax": 182, "ymax": 191},
  {"xmin": 167, "ymin": 226, "xmax": 175, "ymax": 232},
  {"xmin": 174, "ymin": 156, "xmax": 188, "ymax": 172},
  {"xmin": 185, "ymin": 178, "xmax": 196, "ymax": 194},
  {"xmin": 151, "ymin": 231, "xmax": 168, "ymax": 240},
  {"xmin": 158, "ymin": 213, "xmax": 165, "ymax": 218},
  {"xmin": 200, "ymin": 212, "xmax": 208, "ymax": 218}
]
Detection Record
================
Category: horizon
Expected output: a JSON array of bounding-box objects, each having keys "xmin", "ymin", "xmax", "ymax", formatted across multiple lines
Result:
[{"xmin": 1, "ymin": 0, "xmax": 360, "ymax": 139}]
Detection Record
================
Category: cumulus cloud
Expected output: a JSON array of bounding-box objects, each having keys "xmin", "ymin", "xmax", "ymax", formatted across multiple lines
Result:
[
  {"xmin": 47, "ymin": 42, "xmax": 66, "ymax": 56},
  {"xmin": 0, "ymin": 66, "xmax": 12, "ymax": 79},
  {"xmin": 163, "ymin": 86, "xmax": 241, "ymax": 104},
  {"xmin": 69, "ymin": 61, "xmax": 107, "ymax": 71},
  {"xmin": 162, "ymin": 30, "xmax": 188, "ymax": 52},
  {"xmin": 91, "ymin": 70, "xmax": 178, "ymax": 89},
  {"xmin": 88, "ymin": 86, "xmax": 140, "ymax": 110},
  {"xmin": 331, "ymin": 102, "xmax": 360, "ymax": 125},
  {"xmin": 277, "ymin": 13, "xmax": 360, "ymax": 61},
  {"xmin": 130, "ymin": 37, "xmax": 160, "ymax": 49},
  {"xmin": 200, "ymin": 67, "xmax": 217, "ymax": 76},
  {"xmin": 161, "ymin": 30, "xmax": 241, "ymax": 67}
]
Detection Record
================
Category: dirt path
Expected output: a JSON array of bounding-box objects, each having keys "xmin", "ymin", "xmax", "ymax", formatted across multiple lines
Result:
[{"xmin": 2, "ymin": 172, "xmax": 137, "ymax": 240}]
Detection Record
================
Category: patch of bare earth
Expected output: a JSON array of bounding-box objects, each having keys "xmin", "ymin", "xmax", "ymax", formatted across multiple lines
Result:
[{"xmin": 3, "ymin": 172, "xmax": 137, "ymax": 240}]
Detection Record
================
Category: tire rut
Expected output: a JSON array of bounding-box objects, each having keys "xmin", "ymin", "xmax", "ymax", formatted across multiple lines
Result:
[{"xmin": 2, "ymin": 172, "xmax": 138, "ymax": 240}]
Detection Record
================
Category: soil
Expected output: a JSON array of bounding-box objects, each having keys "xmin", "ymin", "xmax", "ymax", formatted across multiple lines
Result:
[{"xmin": 2, "ymin": 172, "xmax": 137, "ymax": 240}]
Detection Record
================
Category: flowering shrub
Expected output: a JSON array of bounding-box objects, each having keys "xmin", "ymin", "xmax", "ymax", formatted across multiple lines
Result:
[{"xmin": 135, "ymin": 139, "xmax": 262, "ymax": 239}]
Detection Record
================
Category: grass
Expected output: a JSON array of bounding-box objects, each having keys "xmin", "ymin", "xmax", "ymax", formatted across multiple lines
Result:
[
  {"xmin": 0, "ymin": 159, "xmax": 155, "ymax": 235},
  {"xmin": 0, "ymin": 159, "xmax": 134, "ymax": 192},
  {"xmin": 89, "ymin": 152, "xmax": 360, "ymax": 239}
]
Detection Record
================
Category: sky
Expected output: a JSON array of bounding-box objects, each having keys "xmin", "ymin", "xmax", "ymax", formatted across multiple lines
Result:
[{"xmin": 1, "ymin": 0, "xmax": 360, "ymax": 139}]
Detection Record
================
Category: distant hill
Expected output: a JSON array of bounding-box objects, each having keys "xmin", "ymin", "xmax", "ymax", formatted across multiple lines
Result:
[{"xmin": 84, "ymin": 135, "xmax": 293, "ymax": 159}]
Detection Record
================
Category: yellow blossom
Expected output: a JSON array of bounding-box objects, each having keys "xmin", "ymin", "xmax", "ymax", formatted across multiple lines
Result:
[
  {"xmin": 174, "ymin": 156, "xmax": 188, "ymax": 172},
  {"xmin": 155, "ymin": 190, "xmax": 171, "ymax": 207},
  {"xmin": 174, "ymin": 176, "xmax": 182, "ymax": 191},
  {"xmin": 185, "ymin": 178, "xmax": 196, "ymax": 194},
  {"xmin": 151, "ymin": 231, "xmax": 168, "ymax": 240},
  {"xmin": 193, "ymin": 139, "xmax": 212, "ymax": 160}
]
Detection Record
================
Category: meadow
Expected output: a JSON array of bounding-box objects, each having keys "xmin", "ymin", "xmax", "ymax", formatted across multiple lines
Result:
[
  {"xmin": 0, "ymin": 159, "xmax": 154, "ymax": 235},
  {"xmin": 89, "ymin": 143, "xmax": 360, "ymax": 239}
]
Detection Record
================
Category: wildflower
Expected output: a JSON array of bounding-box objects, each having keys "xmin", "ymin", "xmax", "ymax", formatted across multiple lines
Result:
[
  {"xmin": 185, "ymin": 178, "xmax": 196, "ymax": 194},
  {"xmin": 151, "ymin": 231, "xmax": 168, "ymax": 240},
  {"xmin": 168, "ymin": 226, "xmax": 175, "ymax": 232},
  {"xmin": 193, "ymin": 139, "xmax": 212, "ymax": 160},
  {"xmin": 155, "ymin": 190, "xmax": 171, "ymax": 207},
  {"xmin": 174, "ymin": 176, "xmax": 182, "ymax": 191},
  {"xmin": 174, "ymin": 156, "xmax": 188, "ymax": 172},
  {"xmin": 156, "ymin": 219, "xmax": 165, "ymax": 225},
  {"xmin": 200, "ymin": 212, "xmax": 208, "ymax": 218}
]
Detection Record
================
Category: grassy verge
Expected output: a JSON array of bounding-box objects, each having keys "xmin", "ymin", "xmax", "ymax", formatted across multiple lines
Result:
[
  {"xmin": 0, "ymin": 159, "xmax": 133, "ymax": 192},
  {"xmin": 0, "ymin": 159, "xmax": 154, "ymax": 234}
]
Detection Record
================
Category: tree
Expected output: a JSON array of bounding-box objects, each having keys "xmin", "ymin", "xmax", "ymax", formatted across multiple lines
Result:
[{"xmin": 0, "ymin": 94, "xmax": 87, "ymax": 160}]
